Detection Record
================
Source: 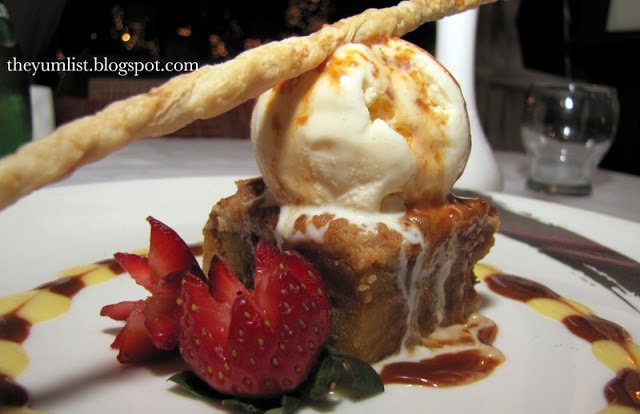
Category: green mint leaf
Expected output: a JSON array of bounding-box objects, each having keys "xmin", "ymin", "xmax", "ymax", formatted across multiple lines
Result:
[
  {"xmin": 331, "ymin": 354, "xmax": 385, "ymax": 398},
  {"xmin": 264, "ymin": 395, "xmax": 302, "ymax": 414},
  {"xmin": 169, "ymin": 371, "xmax": 299, "ymax": 413},
  {"xmin": 298, "ymin": 350, "xmax": 384, "ymax": 401},
  {"xmin": 167, "ymin": 347, "xmax": 384, "ymax": 412},
  {"xmin": 298, "ymin": 351, "xmax": 344, "ymax": 401},
  {"xmin": 221, "ymin": 398, "xmax": 269, "ymax": 413},
  {"xmin": 168, "ymin": 370, "xmax": 219, "ymax": 400}
]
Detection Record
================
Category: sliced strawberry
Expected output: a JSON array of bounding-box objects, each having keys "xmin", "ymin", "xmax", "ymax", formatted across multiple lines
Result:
[
  {"xmin": 208, "ymin": 256, "xmax": 250, "ymax": 302},
  {"xmin": 102, "ymin": 217, "xmax": 204, "ymax": 363},
  {"xmin": 109, "ymin": 302, "xmax": 165, "ymax": 363},
  {"xmin": 100, "ymin": 300, "xmax": 144, "ymax": 321},
  {"xmin": 178, "ymin": 272, "xmax": 234, "ymax": 360},
  {"xmin": 141, "ymin": 217, "xmax": 204, "ymax": 349},
  {"xmin": 253, "ymin": 241, "xmax": 329, "ymax": 327},
  {"xmin": 177, "ymin": 241, "xmax": 331, "ymax": 398},
  {"xmin": 113, "ymin": 253, "xmax": 151, "ymax": 291},
  {"xmin": 147, "ymin": 216, "xmax": 203, "ymax": 283},
  {"xmin": 143, "ymin": 272, "xmax": 182, "ymax": 350}
]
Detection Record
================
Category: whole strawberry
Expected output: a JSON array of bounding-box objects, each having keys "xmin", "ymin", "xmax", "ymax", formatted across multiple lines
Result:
[{"xmin": 177, "ymin": 240, "xmax": 332, "ymax": 398}]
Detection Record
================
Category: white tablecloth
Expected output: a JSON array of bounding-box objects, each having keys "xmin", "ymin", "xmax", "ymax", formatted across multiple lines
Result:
[{"xmin": 53, "ymin": 137, "xmax": 640, "ymax": 223}]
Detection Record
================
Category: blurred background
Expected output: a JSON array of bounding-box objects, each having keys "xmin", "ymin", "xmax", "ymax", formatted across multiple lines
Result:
[{"xmin": 3, "ymin": 0, "xmax": 639, "ymax": 176}]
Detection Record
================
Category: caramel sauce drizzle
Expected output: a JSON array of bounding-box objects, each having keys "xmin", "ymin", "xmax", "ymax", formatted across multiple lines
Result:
[
  {"xmin": 0, "ymin": 258, "xmax": 125, "ymax": 408},
  {"xmin": 380, "ymin": 313, "xmax": 504, "ymax": 388},
  {"xmin": 381, "ymin": 348, "xmax": 502, "ymax": 387},
  {"xmin": 1, "ymin": 250, "xmax": 638, "ymax": 412},
  {"xmin": 0, "ymin": 247, "xmax": 203, "ymax": 408},
  {"xmin": 482, "ymin": 270, "xmax": 640, "ymax": 412}
]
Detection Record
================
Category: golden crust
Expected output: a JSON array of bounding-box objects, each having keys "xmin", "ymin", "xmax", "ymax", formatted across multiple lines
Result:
[
  {"xmin": 0, "ymin": 0, "xmax": 494, "ymax": 210},
  {"xmin": 203, "ymin": 178, "xmax": 499, "ymax": 362}
]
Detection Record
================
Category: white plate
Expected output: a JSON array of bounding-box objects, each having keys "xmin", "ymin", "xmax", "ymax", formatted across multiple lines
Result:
[{"xmin": 1, "ymin": 176, "xmax": 639, "ymax": 414}]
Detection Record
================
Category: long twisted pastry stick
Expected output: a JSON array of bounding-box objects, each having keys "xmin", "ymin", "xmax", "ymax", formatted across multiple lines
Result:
[{"xmin": 0, "ymin": 0, "xmax": 494, "ymax": 209}]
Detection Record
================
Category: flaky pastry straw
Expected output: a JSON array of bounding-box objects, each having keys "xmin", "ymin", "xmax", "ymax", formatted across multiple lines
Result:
[{"xmin": 0, "ymin": 0, "xmax": 494, "ymax": 210}]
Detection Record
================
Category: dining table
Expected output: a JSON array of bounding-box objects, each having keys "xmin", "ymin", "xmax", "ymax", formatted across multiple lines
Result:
[
  {"xmin": 47, "ymin": 136, "xmax": 640, "ymax": 223},
  {"xmin": 1, "ymin": 135, "xmax": 639, "ymax": 414}
]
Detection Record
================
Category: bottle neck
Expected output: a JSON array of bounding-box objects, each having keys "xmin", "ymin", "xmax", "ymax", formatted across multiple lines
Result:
[
  {"xmin": 0, "ymin": 3, "xmax": 17, "ymax": 48},
  {"xmin": 0, "ymin": 3, "xmax": 8, "ymax": 19}
]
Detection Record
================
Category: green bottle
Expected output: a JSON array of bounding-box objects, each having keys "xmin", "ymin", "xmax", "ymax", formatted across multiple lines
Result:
[{"xmin": 0, "ymin": 2, "xmax": 32, "ymax": 157}]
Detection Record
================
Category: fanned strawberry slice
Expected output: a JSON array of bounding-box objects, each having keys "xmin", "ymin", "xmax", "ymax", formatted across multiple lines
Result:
[
  {"xmin": 103, "ymin": 218, "xmax": 332, "ymax": 398},
  {"xmin": 101, "ymin": 216, "xmax": 203, "ymax": 363},
  {"xmin": 147, "ymin": 216, "xmax": 203, "ymax": 282},
  {"xmin": 143, "ymin": 272, "xmax": 183, "ymax": 350},
  {"xmin": 108, "ymin": 301, "xmax": 165, "ymax": 363},
  {"xmin": 177, "ymin": 240, "xmax": 331, "ymax": 398},
  {"xmin": 208, "ymin": 256, "xmax": 250, "ymax": 302},
  {"xmin": 100, "ymin": 300, "xmax": 144, "ymax": 321},
  {"xmin": 113, "ymin": 253, "xmax": 151, "ymax": 290}
]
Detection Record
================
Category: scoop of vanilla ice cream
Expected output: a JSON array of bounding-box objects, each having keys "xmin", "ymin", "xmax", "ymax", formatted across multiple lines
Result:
[{"xmin": 251, "ymin": 37, "xmax": 470, "ymax": 211}]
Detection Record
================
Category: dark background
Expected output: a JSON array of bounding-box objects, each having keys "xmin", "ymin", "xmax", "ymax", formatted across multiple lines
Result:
[{"xmin": 4, "ymin": 0, "xmax": 639, "ymax": 176}]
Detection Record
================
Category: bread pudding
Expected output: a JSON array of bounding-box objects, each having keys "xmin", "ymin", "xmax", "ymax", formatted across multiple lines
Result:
[
  {"xmin": 203, "ymin": 178, "xmax": 498, "ymax": 363},
  {"xmin": 203, "ymin": 37, "xmax": 499, "ymax": 363}
]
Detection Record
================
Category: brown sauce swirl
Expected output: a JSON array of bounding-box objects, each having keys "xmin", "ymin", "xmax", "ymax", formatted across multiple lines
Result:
[
  {"xmin": 484, "ymin": 272, "xmax": 560, "ymax": 302},
  {"xmin": 485, "ymin": 272, "xmax": 640, "ymax": 411},
  {"xmin": 405, "ymin": 197, "xmax": 494, "ymax": 251},
  {"xmin": 563, "ymin": 314, "xmax": 632, "ymax": 345},
  {"xmin": 0, "ymin": 314, "xmax": 30, "ymax": 343},
  {"xmin": 0, "ymin": 244, "xmax": 202, "ymax": 407},
  {"xmin": 36, "ymin": 275, "xmax": 86, "ymax": 298},
  {"xmin": 604, "ymin": 368, "xmax": 640, "ymax": 409},
  {"xmin": 0, "ymin": 374, "xmax": 28, "ymax": 406},
  {"xmin": 380, "ymin": 314, "xmax": 503, "ymax": 388},
  {"xmin": 380, "ymin": 349, "xmax": 502, "ymax": 388},
  {"xmin": 3, "ymin": 246, "xmax": 637, "ymax": 410},
  {"xmin": 477, "ymin": 325, "xmax": 497, "ymax": 346}
]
